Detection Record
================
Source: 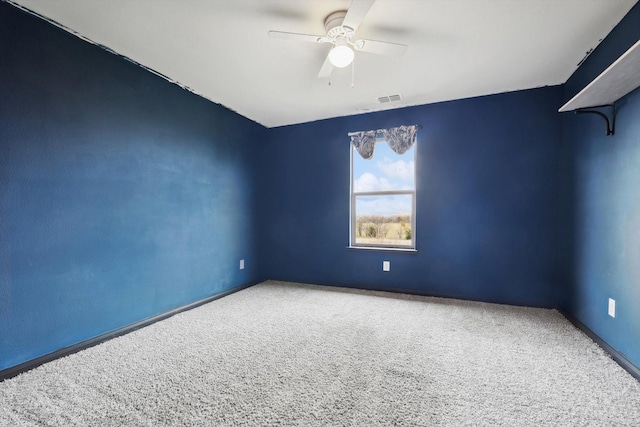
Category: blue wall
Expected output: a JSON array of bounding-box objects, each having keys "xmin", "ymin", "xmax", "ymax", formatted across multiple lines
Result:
[
  {"xmin": 560, "ymin": 3, "xmax": 640, "ymax": 369},
  {"xmin": 258, "ymin": 86, "xmax": 564, "ymax": 308},
  {"xmin": 0, "ymin": 3, "xmax": 265, "ymax": 371},
  {"xmin": 3, "ymin": 0, "xmax": 638, "ymax": 376}
]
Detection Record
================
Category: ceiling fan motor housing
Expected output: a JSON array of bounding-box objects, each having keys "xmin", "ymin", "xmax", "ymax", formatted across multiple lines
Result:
[
  {"xmin": 324, "ymin": 11, "xmax": 355, "ymax": 40},
  {"xmin": 268, "ymin": 2, "xmax": 408, "ymax": 79}
]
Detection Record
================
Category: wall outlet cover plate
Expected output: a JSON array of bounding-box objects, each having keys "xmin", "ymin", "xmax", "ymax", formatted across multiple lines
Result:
[{"xmin": 608, "ymin": 298, "xmax": 616, "ymax": 318}]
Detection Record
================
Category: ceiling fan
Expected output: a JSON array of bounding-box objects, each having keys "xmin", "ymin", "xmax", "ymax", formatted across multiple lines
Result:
[{"xmin": 268, "ymin": 0, "xmax": 408, "ymax": 79}]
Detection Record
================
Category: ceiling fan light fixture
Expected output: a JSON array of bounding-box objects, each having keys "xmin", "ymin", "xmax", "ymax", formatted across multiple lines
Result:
[{"xmin": 328, "ymin": 44, "xmax": 354, "ymax": 68}]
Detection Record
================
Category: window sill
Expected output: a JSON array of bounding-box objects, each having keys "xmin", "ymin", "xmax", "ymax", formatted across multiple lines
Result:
[{"xmin": 347, "ymin": 246, "xmax": 417, "ymax": 253}]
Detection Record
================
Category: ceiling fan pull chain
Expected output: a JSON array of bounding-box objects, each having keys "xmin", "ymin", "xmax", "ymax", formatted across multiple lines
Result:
[{"xmin": 351, "ymin": 59, "xmax": 355, "ymax": 88}]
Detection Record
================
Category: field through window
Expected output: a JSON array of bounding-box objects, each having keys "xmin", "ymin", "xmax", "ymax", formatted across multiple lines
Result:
[{"xmin": 351, "ymin": 138, "xmax": 415, "ymax": 249}]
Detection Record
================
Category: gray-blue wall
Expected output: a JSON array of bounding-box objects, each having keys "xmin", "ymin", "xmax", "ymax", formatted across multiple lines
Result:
[
  {"xmin": 0, "ymin": 3, "xmax": 265, "ymax": 371},
  {"xmin": 560, "ymin": 2, "xmax": 640, "ymax": 369},
  {"xmin": 2, "ymin": 0, "xmax": 639, "ymax": 375},
  {"xmin": 258, "ymin": 87, "xmax": 565, "ymax": 308}
]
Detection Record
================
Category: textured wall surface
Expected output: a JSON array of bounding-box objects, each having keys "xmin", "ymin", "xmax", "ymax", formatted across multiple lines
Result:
[
  {"xmin": 560, "ymin": 2, "xmax": 640, "ymax": 369},
  {"xmin": 258, "ymin": 86, "xmax": 564, "ymax": 308},
  {"xmin": 0, "ymin": 3, "xmax": 265, "ymax": 371},
  {"xmin": 3, "ymin": 0, "xmax": 639, "ymax": 375}
]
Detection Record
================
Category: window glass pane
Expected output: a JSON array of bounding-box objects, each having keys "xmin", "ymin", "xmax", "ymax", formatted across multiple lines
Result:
[
  {"xmin": 353, "ymin": 142, "xmax": 415, "ymax": 192},
  {"xmin": 354, "ymin": 194, "xmax": 413, "ymax": 247}
]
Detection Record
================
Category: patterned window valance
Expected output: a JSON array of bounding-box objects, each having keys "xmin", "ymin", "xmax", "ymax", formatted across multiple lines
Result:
[{"xmin": 348, "ymin": 125, "xmax": 419, "ymax": 159}]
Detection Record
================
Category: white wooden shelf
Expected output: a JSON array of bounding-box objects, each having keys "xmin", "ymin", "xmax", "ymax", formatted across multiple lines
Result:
[
  {"xmin": 559, "ymin": 39, "xmax": 640, "ymax": 135},
  {"xmin": 560, "ymin": 39, "xmax": 640, "ymax": 112}
]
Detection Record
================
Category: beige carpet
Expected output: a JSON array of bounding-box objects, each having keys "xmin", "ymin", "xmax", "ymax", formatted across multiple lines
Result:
[{"xmin": 1, "ymin": 280, "xmax": 639, "ymax": 426}]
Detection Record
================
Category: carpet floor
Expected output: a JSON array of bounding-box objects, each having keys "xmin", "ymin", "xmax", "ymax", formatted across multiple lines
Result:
[{"xmin": 1, "ymin": 280, "xmax": 639, "ymax": 426}]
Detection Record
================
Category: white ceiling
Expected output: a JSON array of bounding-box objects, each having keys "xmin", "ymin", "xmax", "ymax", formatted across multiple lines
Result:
[{"xmin": 10, "ymin": 0, "xmax": 638, "ymax": 128}]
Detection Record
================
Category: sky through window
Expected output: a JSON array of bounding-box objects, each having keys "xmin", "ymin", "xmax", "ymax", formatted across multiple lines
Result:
[{"xmin": 353, "ymin": 142, "xmax": 415, "ymax": 216}]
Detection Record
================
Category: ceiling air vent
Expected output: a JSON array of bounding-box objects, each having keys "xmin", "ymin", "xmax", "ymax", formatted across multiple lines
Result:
[{"xmin": 378, "ymin": 94, "xmax": 403, "ymax": 103}]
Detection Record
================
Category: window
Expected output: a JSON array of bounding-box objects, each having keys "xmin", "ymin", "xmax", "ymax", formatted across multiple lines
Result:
[{"xmin": 349, "ymin": 126, "xmax": 417, "ymax": 250}]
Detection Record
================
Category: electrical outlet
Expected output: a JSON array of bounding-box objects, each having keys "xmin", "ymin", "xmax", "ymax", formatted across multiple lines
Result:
[
  {"xmin": 383, "ymin": 261, "xmax": 390, "ymax": 272},
  {"xmin": 608, "ymin": 298, "xmax": 616, "ymax": 318},
  {"xmin": 240, "ymin": 259, "xmax": 245, "ymax": 270}
]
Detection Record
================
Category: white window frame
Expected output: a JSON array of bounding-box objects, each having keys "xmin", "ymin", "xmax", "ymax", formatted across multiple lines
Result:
[{"xmin": 349, "ymin": 136, "xmax": 417, "ymax": 251}]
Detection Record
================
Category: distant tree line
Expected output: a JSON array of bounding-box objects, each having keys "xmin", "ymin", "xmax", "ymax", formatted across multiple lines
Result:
[{"xmin": 356, "ymin": 215, "xmax": 411, "ymax": 240}]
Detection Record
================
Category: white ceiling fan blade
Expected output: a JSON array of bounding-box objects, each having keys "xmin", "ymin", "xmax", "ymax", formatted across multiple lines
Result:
[
  {"xmin": 342, "ymin": 0, "xmax": 376, "ymax": 32},
  {"xmin": 317, "ymin": 54, "xmax": 334, "ymax": 78},
  {"xmin": 268, "ymin": 30, "xmax": 324, "ymax": 44},
  {"xmin": 356, "ymin": 39, "xmax": 408, "ymax": 56}
]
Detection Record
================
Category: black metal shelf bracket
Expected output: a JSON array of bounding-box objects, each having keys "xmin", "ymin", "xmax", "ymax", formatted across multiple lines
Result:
[{"xmin": 575, "ymin": 104, "xmax": 616, "ymax": 136}]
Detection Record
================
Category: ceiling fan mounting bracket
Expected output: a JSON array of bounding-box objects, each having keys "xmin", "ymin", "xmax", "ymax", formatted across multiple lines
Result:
[
  {"xmin": 324, "ymin": 11, "xmax": 348, "ymax": 32},
  {"xmin": 324, "ymin": 11, "xmax": 356, "ymax": 44}
]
